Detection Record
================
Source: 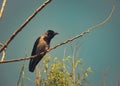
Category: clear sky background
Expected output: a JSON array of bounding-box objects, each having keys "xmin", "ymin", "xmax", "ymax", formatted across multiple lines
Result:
[{"xmin": 0, "ymin": 0, "xmax": 120, "ymax": 86}]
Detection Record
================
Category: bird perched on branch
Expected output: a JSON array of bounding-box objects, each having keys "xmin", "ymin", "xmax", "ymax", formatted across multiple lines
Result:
[{"xmin": 29, "ymin": 30, "xmax": 58, "ymax": 72}]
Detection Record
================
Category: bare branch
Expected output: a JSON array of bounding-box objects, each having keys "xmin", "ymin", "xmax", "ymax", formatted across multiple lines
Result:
[
  {"xmin": 0, "ymin": 55, "xmax": 38, "ymax": 63},
  {"xmin": 48, "ymin": 5, "xmax": 115, "ymax": 51},
  {"xmin": 0, "ymin": 0, "xmax": 52, "ymax": 53},
  {"xmin": 0, "ymin": 5, "xmax": 115, "ymax": 64},
  {"xmin": 17, "ymin": 64, "xmax": 24, "ymax": 86},
  {"xmin": 0, "ymin": 0, "xmax": 7, "ymax": 19},
  {"xmin": 0, "ymin": 43, "xmax": 6, "ymax": 61}
]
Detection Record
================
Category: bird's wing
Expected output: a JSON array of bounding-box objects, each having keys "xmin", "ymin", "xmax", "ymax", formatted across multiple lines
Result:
[
  {"xmin": 29, "ymin": 36, "xmax": 48, "ymax": 72},
  {"xmin": 31, "ymin": 36, "xmax": 40, "ymax": 56}
]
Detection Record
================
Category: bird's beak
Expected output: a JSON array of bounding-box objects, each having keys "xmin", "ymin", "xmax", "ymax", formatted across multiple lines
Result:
[{"xmin": 54, "ymin": 32, "xmax": 59, "ymax": 35}]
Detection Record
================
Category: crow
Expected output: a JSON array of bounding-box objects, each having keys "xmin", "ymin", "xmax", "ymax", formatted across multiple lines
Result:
[{"xmin": 29, "ymin": 30, "xmax": 58, "ymax": 72}]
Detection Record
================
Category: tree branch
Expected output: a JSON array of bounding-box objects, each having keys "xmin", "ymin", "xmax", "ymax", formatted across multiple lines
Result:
[
  {"xmin": 0, "ymin": 5, "xmax": 115, "ymax": 64},
  {"xmin": 0, "ymin": 0, "xmax": 7, "ymax": 19},
  {"xmin": 48, "ymin": 5, "xmax": 115, "ymax": 51},
  {"xmin": 0, "ymin": 43, "xmax": 6, "ymax": 61},
  {"xmin": 0, "ymin": 0, "xmax": 52, "ymax": 53}
]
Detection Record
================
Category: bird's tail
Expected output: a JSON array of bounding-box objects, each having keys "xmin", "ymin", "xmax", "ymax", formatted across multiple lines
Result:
[{"xmin": 29, "ymin": 56, "xmax": 41, "ymax": 72}]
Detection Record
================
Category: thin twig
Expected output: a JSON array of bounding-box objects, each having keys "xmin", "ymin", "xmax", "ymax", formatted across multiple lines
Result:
[
  {"xmin": 0, "ymin": 5, "xmax": 115, "ymax": 64},
  {"xmin": 0, "ymin": 0, "xmax": 6, "ymax": 18},
  {"xmin": 17, "ymin": 64, "xmax": 24, "ymax": 86},
  {"xmin": 0, "ymin": 0, "xmax": 52, "ymax": 53},
  {"xmin": 48, "ymin": 5, "xmax": 115, "ymax": 52},
  {"xmin": 0, "ymin": 43, "xmax": 6, "ymax": 61}
]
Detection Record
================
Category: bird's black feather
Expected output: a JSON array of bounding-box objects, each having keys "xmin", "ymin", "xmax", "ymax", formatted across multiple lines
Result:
[
  {"xmin": 31, "ymin": 37, "xmax": 40, "ymax": 56},
  {"xmin": 29, "ymin": 30, "xmax": 58, "ymax": 72},
  {"xmin": 29, "ymin": 37, "xmax": 41, "ymax": 72}
]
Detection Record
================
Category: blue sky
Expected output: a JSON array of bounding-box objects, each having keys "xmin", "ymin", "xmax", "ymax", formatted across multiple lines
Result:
[{"xmin": 0, "ymin": 0, "xmax": 120, "ymax": 86}]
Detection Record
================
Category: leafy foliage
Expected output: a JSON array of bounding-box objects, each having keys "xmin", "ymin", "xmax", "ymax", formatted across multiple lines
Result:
[{"xmin": 18, "ymin": 54, "xmax": 92, "ymax": 86}]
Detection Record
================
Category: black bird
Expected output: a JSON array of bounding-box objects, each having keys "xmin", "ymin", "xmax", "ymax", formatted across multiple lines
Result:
[{"xmin": 29, "ymin": 30, "xmax": 58, "ymax": 72}]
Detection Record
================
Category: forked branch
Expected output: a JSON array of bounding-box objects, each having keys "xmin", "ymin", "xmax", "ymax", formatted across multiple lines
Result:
[{"xmin": 0, "ymin": 43, "xmax": 6, "ymax": 61}]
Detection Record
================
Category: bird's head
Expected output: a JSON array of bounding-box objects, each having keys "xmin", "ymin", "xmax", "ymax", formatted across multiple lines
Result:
[{"xmin": 45, "ymin": 30, "xmax": 58, "ymax": 39}]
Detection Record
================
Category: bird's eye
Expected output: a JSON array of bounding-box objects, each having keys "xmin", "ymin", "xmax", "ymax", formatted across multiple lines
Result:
[{"xmin": 47, "ymin": 32, "xmax": 51, "ymax": 36}]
